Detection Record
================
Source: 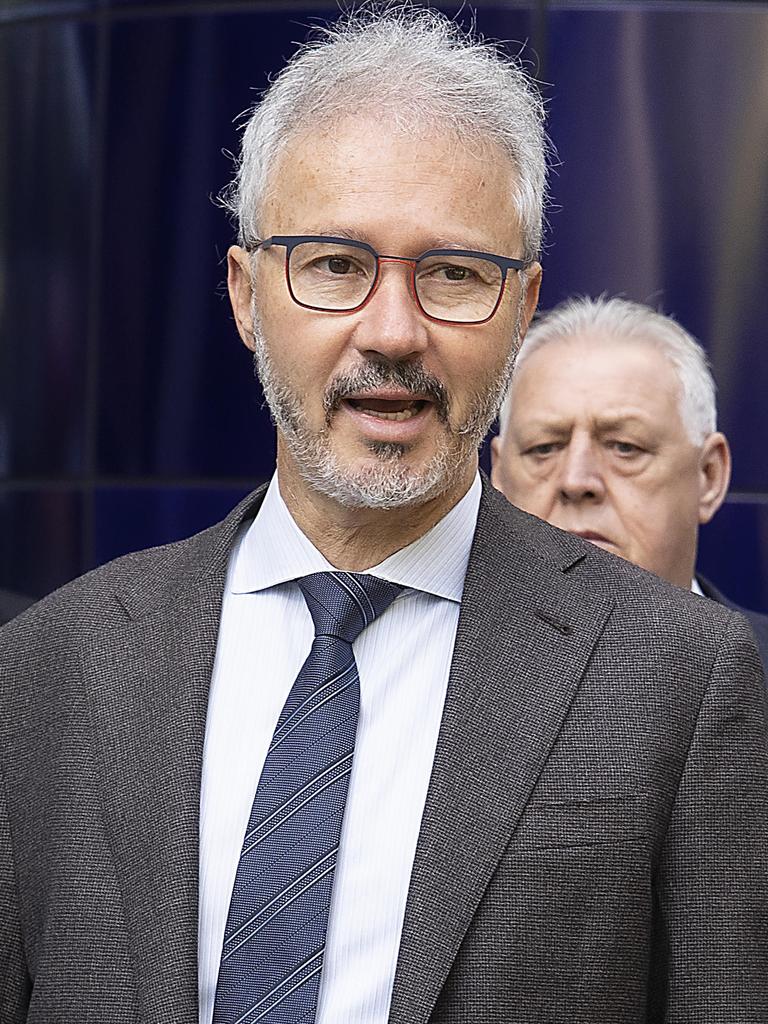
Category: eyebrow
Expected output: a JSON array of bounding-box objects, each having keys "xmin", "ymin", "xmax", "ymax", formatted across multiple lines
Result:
[
  {"xmin": 430, "ymin": 235, "xmax": 495, "ymax": 251},
  {"xmin": 593, "ymin": 415, "xmax": 654, "ymax": 432},
  {"xmin": 311, "ymin": 227, "xmax": 362, "ymax": 241},
  {"xmin": 516, "ymin": 414, "xmax": 654, "ymax": 436}
]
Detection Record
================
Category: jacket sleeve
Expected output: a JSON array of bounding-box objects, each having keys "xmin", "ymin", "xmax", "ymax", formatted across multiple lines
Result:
[
  {"xmin": 0, "ymin": 765, "xmax": 31, "ymax": 1022},
  {"xmin": 656, "ymin": 611, "xmax": 768, "ymax": 1021}
]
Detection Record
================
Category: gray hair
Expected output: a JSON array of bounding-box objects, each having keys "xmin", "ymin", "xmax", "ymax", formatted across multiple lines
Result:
[
  {"xmin": 499, "ymin": 295, "xmax": 717, "ymax": 444},
  {"xmin": 220, "ymin": 5, "xmax": 548, "ymax": 261}
]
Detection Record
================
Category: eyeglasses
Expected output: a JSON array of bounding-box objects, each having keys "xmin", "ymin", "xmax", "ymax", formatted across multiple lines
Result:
[{"xmin": 247, "ymin": 234, "xmax": 531, "ymax": 325}]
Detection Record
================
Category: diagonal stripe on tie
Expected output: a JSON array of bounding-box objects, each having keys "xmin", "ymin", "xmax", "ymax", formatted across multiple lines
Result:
[{"xmin": 212, "ymin": 571, "xmax": 402, "ymax": 1024}]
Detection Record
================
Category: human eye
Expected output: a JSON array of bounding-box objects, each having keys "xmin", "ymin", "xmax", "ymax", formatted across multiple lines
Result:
[
  {"xmin": 435, "ymin": 262, "xmax": 477, "ymax": 282},
  {"xmin": 523, "ymin": 441, "xmax": 562, "ymax": 459},
  {"xmin": 313, "ymin": 252, "xmax": 366, "ymax": 276},
  {"xmin": 607, "ymin": 440, "xmax": 644, "ymax": 457},
  {"xmin": 292, "ymin": 241, "xmax": 371, "ymax": 279},
  {"xmin": 418, "ymin": 259, "xmax": 476, "ymax": 285},
  {"xmin": 418, "ymin": 254, "xmax": 497, "ymax": 287}
]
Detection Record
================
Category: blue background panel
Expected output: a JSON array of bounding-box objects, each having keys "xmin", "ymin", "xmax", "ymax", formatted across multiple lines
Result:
[
  {"xmin": 0, "ymin": 21, "xmax": 96, "ymax": 479},
  {"xmin": 0, "ymin": 490, "xmax": 84, "ymax": 599},
  {"xmin": 92, "ymin": 485, "xmax": 252, "ymax": 568},
  {"xmin": 544, "ymin": 6, "xmax": 768, "ymax": 493},
  {"xmin": 1, "ymin": 0, "xmax": 767, "ymax": 614},
  {"xmin": 97, "ymin": 13, "xmax": 261, "ymax": 478},
  {"xmin": 699, "ymin": 501, "xmax": 768, "ymax": 615}
]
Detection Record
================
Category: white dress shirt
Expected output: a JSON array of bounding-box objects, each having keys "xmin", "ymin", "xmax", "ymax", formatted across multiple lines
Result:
[{"xmin": 198, "ymin": 473, "xmax": 481, "ymax": 1024}]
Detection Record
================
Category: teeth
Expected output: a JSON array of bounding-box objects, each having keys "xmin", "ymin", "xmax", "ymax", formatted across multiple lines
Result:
[{"xmin": 360, "ymin": 406, "xmax": 420, "ymax": 421}]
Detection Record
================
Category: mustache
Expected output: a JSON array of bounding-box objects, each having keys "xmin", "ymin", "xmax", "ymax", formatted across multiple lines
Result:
[{"xmin": 323, "ymin": 360, "xmax": 450, "ymax": 424}]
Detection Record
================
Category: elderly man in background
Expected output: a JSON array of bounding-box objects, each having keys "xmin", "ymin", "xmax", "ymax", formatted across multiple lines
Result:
[
  {"xmin": 2, "ymin": 10, "xmax": 767, "ymax": 1024},
  {"xmin": 492, "ymin": 294, "xmax": 768, "ymax": 669}
]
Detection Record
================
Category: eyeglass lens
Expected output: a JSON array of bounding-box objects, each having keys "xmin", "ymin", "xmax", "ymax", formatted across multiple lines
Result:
[{"xmin": 287, "ymin": 240, "xmax": 504, "ymax": 322}]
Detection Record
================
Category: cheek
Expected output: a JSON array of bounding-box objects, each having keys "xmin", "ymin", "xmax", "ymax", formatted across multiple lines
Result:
[
  {"xmin": 614, "ymin": 481, "xmax": 690, "ymax": 558},
  {"xmin": 501, "ymin": 460, "xmax": 558, "ymax": 512},
  {"xmin": 258, "ymin": 301, "xmax": 343, "ymax": 397},
  {"xmin": 453, "ymin": 320, "xmax": 515, "ymax": 386}
]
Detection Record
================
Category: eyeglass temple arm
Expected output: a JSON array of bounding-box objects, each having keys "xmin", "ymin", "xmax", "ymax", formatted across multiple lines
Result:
[{"xmin": 244, "ymin": 238, "xmax": 275, "ymax": 253}]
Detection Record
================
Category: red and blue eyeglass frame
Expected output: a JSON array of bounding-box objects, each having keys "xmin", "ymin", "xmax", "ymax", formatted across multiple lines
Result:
[{"xmin": 245, "ymin": 234, "xmax": 532, "ymax": 325}]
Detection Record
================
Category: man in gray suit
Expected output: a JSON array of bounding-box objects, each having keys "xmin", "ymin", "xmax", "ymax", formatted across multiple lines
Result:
[
  {"xmin": 1, "ymin": 10, "xmax": 767, "ymax": 1024},
  {"xmin": 491, "ymin": 294, "xmax": 768, "ymax": 671}
]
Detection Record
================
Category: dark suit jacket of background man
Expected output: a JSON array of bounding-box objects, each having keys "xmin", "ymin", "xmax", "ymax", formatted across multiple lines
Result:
[
  {"xmin": 1, "ymin": 480, "xmax": 767, "ymax": 1023},
  {"xmin": 697, "ymin": 573, "xmax": 768, "ymax": 676}
]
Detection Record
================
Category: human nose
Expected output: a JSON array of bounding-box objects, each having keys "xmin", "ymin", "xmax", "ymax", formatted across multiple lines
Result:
[
  {"xmin": 557, "ymin": 437, "xmax": 605, "ymax": 503},
  {"xmin": 349, "ymin": 258, "xmax": 430, "ymax": 362}
]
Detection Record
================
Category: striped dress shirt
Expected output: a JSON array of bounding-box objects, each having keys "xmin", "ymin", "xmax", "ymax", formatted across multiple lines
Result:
[{"xmin": 198, "ymin": 473, "xmax": 481, "ymax": 1024}]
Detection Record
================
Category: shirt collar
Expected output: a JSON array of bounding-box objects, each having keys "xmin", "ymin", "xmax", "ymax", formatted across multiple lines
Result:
[
  {"xmin": 691, "ymin": 577, "xmax": 704, "ymax": 597},
  {"xmin": 231, "ymin": 472, "xmax": 481, "ymax": 604}
]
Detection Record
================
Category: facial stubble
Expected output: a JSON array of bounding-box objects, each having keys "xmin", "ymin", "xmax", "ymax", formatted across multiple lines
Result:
[{"xmin": 249, "ymin": 293, "xmax": 525, "ymax": 509}]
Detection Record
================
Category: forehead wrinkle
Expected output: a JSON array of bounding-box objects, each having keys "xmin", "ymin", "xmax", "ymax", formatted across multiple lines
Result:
[
  {"xmin": 591, "ymin": 412, "xmax": 658, "ymax": 432},
  {"xmin": 512, "ymin": 409, "xmax": 659, "ymax": 439},
  {"xmin": 263, "ymin": 119, "xmax": 522, "ymax": 254}
]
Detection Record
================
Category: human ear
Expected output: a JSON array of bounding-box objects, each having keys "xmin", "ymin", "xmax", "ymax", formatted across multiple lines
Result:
[
  {"xmin": 698, "ymin": 432, "xmax": 731, "ymax": 524},
  {"xmin": 227, "ymin": 245, "xmax": 256, "ymax": 351},
  {"xmin": 519, "ymin": 262, "xmax": 542, "ymax": 337}
]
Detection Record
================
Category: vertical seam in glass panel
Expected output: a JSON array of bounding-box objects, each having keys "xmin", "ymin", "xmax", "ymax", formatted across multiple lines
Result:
[{"xmin": 82, "ymin": 7, "xmax": 110, "ymax": 574}]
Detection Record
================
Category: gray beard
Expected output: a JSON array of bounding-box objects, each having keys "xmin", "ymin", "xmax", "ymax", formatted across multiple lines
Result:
[{"xmin": 250, "ymin": 304, "xmax": 523, "ymax": 510}]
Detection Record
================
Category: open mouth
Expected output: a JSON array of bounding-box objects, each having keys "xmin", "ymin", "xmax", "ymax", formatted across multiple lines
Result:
[{"xmin": 344, "ymin": 397, "xmax": 429, "ymax": 421}]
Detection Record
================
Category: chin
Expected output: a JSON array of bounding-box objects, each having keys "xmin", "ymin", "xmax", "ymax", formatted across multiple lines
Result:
[{"xmin": 298, "ymin": 442, "xmax": 467, "ymax": 511}]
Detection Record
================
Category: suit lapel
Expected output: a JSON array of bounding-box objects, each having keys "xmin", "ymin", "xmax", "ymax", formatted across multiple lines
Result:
[
  {"xmin": 388, "ymin": 486, "xmax": 614, "ymax": 1024},
  {"xmin": 82, "ymin": 488, "xmax": 265, "ymax": 1024}
]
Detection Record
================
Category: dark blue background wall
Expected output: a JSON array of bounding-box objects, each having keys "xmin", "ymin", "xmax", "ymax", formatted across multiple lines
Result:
[{"xmin": 2, "ymin": 0, "xmax": 767, "ymax": 610}]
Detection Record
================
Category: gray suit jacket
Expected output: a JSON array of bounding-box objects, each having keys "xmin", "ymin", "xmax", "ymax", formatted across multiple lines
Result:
[{"xmin": 1, "ymin": 481, "xmax": 767, "ymax": 1023}]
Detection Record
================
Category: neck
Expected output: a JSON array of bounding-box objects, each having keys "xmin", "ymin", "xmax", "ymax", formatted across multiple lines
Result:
[{"xmin": 276, "ymin": 452, "xmax": 477, "ymax": 571}]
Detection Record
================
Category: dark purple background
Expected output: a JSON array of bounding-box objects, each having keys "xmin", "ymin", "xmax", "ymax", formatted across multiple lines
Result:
[{"xmin": 2, "ymin": 0, "xmax": 767, "ymax": 611}]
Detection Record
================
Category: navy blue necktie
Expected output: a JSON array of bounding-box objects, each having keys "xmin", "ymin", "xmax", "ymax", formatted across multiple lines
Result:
[{"xmin": 212, "ymin": 571, "xmax": 402, "ymax": 1024}]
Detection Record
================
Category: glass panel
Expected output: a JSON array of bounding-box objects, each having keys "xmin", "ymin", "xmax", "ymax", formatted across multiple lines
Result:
[
  {"xmin": 699, "ymin": 500, "xmax": 768, "ymax": 615},
  {"xmin": 96, "ymin": 11, "xmax": 309, "ymax": 477},
  {"xmin": 92, "ymin": 485, "xmax": 255, "ymax": 567},
  {"xmin": 545, "ymin": 5, "xmax": 768, "ymax": 490},
  {"xmin": 0, "ymin": 21, "xmax": 96, "ymax": 478},
  {"xmin": 0, "ymin": 489, "xmax": 84, "ymax": 600}
]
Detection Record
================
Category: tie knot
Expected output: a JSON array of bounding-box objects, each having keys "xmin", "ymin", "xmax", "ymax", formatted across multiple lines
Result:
[{"xmin": 297, "ymin": 571, "xmax": 402, "ymax": 643}]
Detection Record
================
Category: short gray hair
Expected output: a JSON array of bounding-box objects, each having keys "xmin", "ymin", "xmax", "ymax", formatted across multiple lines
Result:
[
  {"xmin": 220, "ymin": 5, "xmax": 548, "ymax": 261},
  {"xmin": 499, "ymin": 295, "xmax": 717, "ymax": 444}
]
